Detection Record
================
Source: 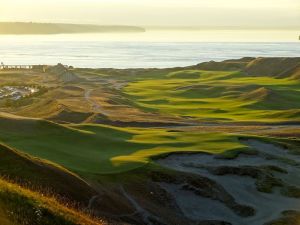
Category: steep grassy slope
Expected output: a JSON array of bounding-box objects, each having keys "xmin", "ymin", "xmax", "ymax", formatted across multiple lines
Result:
[
  {"xmin": 0, "ymin": 139, "xmax": 131, "ymax": 225},
  {"xmin": 0, "ymin": 177, "xmax": 104, "ymax": 225},
  {"xmin": 0, "ymin": 113, "xmax": 247, "ymax": 174},
  {"xmin": 124, "ymin": 69, "xmax": 300, "ymax": 123},
  {"xmin": 0, "ymin": 142, "xmax": 97, "ymax": 204}
]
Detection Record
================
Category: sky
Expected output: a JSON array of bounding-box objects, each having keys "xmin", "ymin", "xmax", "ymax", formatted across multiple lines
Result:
[{"xmin": 0, "ymin": 0, "xmax": 299, "ymax": 27}]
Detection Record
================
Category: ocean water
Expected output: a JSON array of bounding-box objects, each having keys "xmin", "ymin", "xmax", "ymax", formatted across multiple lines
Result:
[{"xmin": 0, "ymin": 30, "xmax": 299, "ymax": 68}]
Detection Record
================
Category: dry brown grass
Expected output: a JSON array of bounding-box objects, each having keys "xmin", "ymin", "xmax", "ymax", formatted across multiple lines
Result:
[{"xmin": 0, "ymin": 177, "xmax": 106, "ymax": 225}]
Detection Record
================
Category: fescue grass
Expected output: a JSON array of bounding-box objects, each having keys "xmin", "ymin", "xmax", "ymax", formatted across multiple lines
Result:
[{"xmin": 0, "ymin": 177, "xmax": 104, "ymax": 225}]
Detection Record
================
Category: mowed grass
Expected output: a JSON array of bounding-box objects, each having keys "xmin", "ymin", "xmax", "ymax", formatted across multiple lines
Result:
[
  {"xmin": 0, "ymin": 115, "xmax": 245, "ymax": 174},
  {"xmin": 124, "ymin": 70, "xmax": 300, "ymax": 123}
]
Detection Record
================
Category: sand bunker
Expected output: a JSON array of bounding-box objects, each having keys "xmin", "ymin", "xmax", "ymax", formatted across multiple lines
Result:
[{"xmin": 156, "ymin": 139, "xmax": 300, "ymax": 225}]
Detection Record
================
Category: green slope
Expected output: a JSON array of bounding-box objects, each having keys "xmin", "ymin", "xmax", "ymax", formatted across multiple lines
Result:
[
  {"xmin": 0, "ymin": 114, "xmax": 246, "ymax": 174},
  {"xmin": 0, "ymin": 142, "xmax": 98, "ymax": 204},
  {"xmin": 124, "ymin": 69, "xmax": 300, "ymax": 123}
]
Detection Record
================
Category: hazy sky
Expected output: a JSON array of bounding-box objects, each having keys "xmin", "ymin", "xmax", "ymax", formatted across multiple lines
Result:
[{"xmin": 0, "ymin": 0, "xmax": 299, "ymax": 27}]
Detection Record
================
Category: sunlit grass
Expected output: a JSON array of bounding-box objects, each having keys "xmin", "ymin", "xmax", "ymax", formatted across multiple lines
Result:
[
  {"xmin": 124, "ymin": 70, "xmax": 300, "ymax": 123},
  {"xmin": 0, "ymin": 115, "xmax": 247, "ymax": 174},
  {"xmin": 0, "ymin": 177, "xmax": 103, "ymax": 225}
]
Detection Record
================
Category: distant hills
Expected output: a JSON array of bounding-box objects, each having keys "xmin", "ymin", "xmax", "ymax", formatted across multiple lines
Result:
[
  {"xmin": 0, "ymin": 22, "xmax": 146, "ymax": 34},
  {"xmin": 192, "ymin": 57, "xmax": 300, "ymax": 79}
]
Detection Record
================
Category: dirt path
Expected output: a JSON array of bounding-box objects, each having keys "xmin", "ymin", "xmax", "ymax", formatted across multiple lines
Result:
[
  {"xmin": 120, "ymin": 186, "xmax": 161, "ymax": 225},
  {"xmin": 84, "ymin": 89, "xmax": 108, "ymax": 116}
]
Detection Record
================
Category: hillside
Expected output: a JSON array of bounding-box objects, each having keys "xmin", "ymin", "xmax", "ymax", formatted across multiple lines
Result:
[
  {"xmin": 194, "ymin": 57, "xmax": 300, "ymax": 79},
  {"xmin": 0, "ymin": 22, "xmax": 145, "ymax": 34},
  {"xmin": 1, "ymin": 112, "xmax": 300, "ymax": 225},
  {"xmin": 0, "ymin": 113, "xmax": 246, "ymax": 173},
  {"xmin": 0, "ymin": 58, "xmax": 300, "ymax": 225},
  {"xmin": 0, "ymin": 142, "xmax": 109, "ymax": 225},
  {"xmin": 122, "ymin": 66, "xmax": 300, "ymax": 123},
  {"xmin": 0, "ymin": 177, "xmax": 105, "ymax": 225}
]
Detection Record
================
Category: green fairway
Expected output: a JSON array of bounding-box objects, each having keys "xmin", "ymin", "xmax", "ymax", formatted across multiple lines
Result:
[
  {"xmin": 0, "ymin": 67, "xmax": 299, "ymax": 175},
  {"xmin": 124, "ymin": 70, "xmax": 300, "ymax": 123},
  {"xmin": 0, "ymin": 115, "xmax": 246, "ymax": 174}
]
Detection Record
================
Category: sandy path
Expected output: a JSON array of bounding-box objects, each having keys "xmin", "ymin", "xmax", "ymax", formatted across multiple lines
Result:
[{"xmin": 84, "ymin": 89, "xmax": 108, "ymax": 116}]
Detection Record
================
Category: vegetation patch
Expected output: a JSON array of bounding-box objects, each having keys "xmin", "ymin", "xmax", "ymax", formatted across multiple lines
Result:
[{"xmin": 0, "ymin": 178, "xmax": 103, "ymax": 225}]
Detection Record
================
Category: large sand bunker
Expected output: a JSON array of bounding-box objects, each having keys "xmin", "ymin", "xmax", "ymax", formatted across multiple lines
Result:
[{"xmin": 157, "ymin": 139, "xmax": 300, "ymax": 225}]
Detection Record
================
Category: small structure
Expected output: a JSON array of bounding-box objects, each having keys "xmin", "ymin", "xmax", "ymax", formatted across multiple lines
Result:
[
  {"xmin": 0, "ymin": 62, "xmax": 36, "ymax": 70},
  {"xmin": 0, "ymin": 65, "xmax": 33, "ymax": 70}
]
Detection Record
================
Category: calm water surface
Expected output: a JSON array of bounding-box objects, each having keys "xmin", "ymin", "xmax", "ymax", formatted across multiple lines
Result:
[{"xmin": 0, "ymin": 30, "xmax": 299, "ymax": 68}]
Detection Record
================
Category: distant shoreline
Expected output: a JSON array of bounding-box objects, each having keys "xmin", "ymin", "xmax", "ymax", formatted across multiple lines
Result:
[
  {"xmin": 0, "ymin": 22, "xmax": 146, "ymax": 35},
  {"xmin": 1, "ymin": 22, "xmax": 298, "ymax": 35},
  {"xmin": 145, "ymin": 26, "xmax": 300, "ymax": 31}
]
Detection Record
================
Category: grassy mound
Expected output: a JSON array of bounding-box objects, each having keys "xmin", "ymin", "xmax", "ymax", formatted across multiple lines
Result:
[
  {"xmin": 193, "ymin": 57, "xmax": 253, "ymax": 71},
  {"xmin": 245, "ymin": 57, "xmax": 300, "ymax": 77}
]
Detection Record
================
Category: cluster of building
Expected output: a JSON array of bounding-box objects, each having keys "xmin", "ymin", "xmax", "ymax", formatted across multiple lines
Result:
[{"xmin": 0, "ymin": 86, "xmax": 39, "ymax": 100}]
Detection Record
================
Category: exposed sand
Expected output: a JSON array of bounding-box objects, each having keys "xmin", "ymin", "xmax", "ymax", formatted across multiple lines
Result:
[
  {"xmin": 242, "ymin": 139, "xmax": 300, "ymax": 163},
  {"xmin": 157, "ymin": 139, "xmax": 300, "ymax": 225}
]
